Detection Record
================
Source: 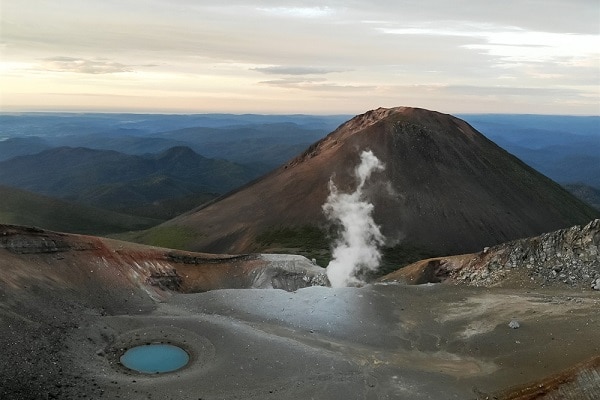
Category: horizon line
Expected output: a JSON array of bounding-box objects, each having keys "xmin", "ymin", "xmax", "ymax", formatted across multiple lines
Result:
[{"xmin": 1, "ymin": 108, "xmax": 598, "ymax": 117}]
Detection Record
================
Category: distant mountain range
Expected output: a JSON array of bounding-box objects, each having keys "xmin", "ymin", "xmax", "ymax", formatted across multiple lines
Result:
[
  {"xmin": 2, "ymin": 112, "xmax": 597, "ymax": 187},
  {"xmin": 461, "ymin": 114, "xmax": 600, "ymax": 189},
  {"xmin": 0, "ymin": 113, "xmax": 348, "ymax": 170},
  {"xmin": 136, "ymin": 108, "xmax": 598, "ymax": 266},
  {"xmin": 0, "ymin": 146, "xmax": 256, "ymax": 216},
  {"xmin": 0, "ymin": 112, "xmax": 349, "ymax": 136},
  {"xmin": 0, "ymin": 114, "xmax": 350, "ymax": 232}
]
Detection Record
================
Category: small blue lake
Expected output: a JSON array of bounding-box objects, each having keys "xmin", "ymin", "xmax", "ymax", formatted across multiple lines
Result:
[{"xmin": 120, "ymin": 344, "xmax": 190, "ymax": 374}]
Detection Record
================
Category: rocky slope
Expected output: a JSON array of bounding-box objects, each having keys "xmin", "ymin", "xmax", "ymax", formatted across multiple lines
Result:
[{"xmin": 381, "ymin": 219, "xmax": 600, "ymax": 290}]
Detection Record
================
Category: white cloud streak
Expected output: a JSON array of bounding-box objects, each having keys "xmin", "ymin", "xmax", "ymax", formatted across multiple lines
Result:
[
  {"xmin": 253, "ymin": 65, "xmax": 346, "ymax": 75},
  {"xmin": 257, "ymin": 6, "xmax": 334, "ymax": 18},
  {"xmin": 40, "ymin": 57, "xmax": 135, "ymax": 74},
  {"xmin": 379, "ymin": 23, "xmax": 599, "ymax": 63}
]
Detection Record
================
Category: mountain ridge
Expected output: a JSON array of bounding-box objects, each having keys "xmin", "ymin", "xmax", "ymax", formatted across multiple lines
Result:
[{"xmin": 0, "ymin": 145, "xmax": 261, "ymax": 214}]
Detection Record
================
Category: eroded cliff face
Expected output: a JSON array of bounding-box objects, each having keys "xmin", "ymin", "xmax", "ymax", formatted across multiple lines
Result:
[
  {"xmin": 382, "ymin": 219, "xmax": 600, "ymax": 289},
  {"xmin": 0, "ymin": 224, "xmax": 328, "ymax": 295}
]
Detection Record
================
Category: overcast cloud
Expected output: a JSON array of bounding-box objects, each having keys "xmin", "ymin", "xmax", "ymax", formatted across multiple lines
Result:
[{"xmin": 1, "ymin": 0, "xmax": 598, "ymax": 114}]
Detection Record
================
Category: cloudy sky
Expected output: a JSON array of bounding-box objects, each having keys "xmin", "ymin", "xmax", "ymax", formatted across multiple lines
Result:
[{"xmin": 1, "ymin": 0, "xmax": 598, "ymax": 114}]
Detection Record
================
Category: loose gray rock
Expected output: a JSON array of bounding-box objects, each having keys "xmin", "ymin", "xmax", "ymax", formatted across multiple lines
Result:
[
  {"xmin": 508, "ymin": 319, "xmax": 520, "ymax": 329},
  {"xmin": 449, "ymin": 219, "xmax": 600, "ymax": 288}
]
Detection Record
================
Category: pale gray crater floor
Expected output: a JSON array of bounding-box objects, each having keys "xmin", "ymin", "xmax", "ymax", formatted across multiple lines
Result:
[{"xmin": 70, "ymin": 284, "xmax": 599, "ymax": 400}]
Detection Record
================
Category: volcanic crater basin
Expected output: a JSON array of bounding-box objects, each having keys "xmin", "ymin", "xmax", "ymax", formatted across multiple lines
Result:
[
  {"xmin": 104, "ymin": 326, "xmax": 214, "ymax": 376},
  {"xmin": 66, "ymin": 284, "xmax": 600, "ymax": 400},
  {"xmin": 120, "ymin": 344, "xmax": 189, "ymax": 374}
]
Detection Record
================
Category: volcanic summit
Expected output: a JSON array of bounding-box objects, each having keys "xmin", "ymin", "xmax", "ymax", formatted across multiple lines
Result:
[{"xmin": 153, "ymin": 107, "xmax": 598, "ymax": 255}]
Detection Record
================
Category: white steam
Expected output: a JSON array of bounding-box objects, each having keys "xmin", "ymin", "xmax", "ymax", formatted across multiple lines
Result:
[{"xmin": 323, "ymin": 150, "xmax": 385, "ymax": 287}]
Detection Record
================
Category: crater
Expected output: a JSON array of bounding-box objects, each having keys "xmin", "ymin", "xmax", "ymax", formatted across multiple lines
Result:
[
  {"xmin": 120, "ymin": 343, "xmax": 189, "ymax": 374},
  {"xmin": 104, "ymin": 326, "xmax": 215, "ymax": 376}
]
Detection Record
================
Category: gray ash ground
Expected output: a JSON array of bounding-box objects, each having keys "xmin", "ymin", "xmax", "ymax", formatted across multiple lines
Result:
[
  {"xmin": 4, "ymin": 283, "xmax": 599, "ymax": 400},
  {"xmin": 1, "ymin": 222, "xmax": 599, "ymax": 399},
  {"xmin": 0, "ymin": 291, "xmax": 105, "ymax": 399}
]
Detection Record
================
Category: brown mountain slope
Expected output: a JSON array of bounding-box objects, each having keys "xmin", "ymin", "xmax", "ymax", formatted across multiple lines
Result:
[{"xmin": 148, "ymin": 107, "xmax": 599, "ymax": 255}]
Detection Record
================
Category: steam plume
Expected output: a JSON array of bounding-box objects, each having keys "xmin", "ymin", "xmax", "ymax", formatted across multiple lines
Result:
[{"xmin": 323, "ymin": 150, "xmax": 385, "ymax": 287}]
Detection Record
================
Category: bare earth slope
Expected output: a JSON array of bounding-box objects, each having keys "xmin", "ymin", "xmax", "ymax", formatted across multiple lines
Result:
[
  {"xmin": 155, "ymin": 107, "xmax": 598, "ymax": 255},
  {"xmin": 1, "ymin": 223, "xmax": 598, "ymax": 399}
]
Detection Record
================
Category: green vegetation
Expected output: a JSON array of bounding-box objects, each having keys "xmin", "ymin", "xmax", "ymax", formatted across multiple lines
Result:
[
  {"xmin": 376, "ymin": 244, "xmax": 439, "ymax": 278},
  {"xmin": 116, "ymin": 225, "xmax": 201, "ymax": 250},
  {"xmin": 0, "ymin": 185, "xmax": 161, "ymax": 235},
  {"xmin": 255, "ymin": 225, "xmax": 437, "ymax": 277},
  {"xmin": 256, "ymin": 225, "xmax": 332, "ymax": 267},
  {"xmin": 115, "ymin": 192, "xmax": 218, "ymax": 220},
  {"xmin": 0, "ymin": 146, "xmax": 262, "ymax": 214}
]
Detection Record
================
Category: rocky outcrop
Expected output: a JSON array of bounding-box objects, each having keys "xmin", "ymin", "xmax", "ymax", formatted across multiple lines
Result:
[
  {"xmin": 249, "ymin": 254, "xmax": 329, "ymax": 290},
  {"xmin": 467, "ymin": 219, "xmax": 599, "ymax": 287},
  {"xmin": 163, "ymin": 251, "xmax": 329, "ymax": 292},
  {"xmin": 146, "ymin": 268, "xmax": 183, "ymax": 291},
  {"xmin": 0, "ymin": 224, "xmax": 96, "ymax": 254},
  {"xmin": 382, "ymin": 219, "xmax": 600, "ymax": 289}
]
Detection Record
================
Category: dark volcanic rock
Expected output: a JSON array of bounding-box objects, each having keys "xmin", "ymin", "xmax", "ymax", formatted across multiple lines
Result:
[
  {"xmin": 0, "ymin": 225, "xmax": 96, "ymax": 254},
  {"xmin": 146, "ymin": 268, "xmax": 183, "ymax": 290}
]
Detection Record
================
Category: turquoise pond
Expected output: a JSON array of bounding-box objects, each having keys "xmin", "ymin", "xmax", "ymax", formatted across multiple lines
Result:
[{"xmin": 120, "ymin": 344, "xmax": 190, "ymax": 374}]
